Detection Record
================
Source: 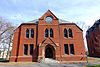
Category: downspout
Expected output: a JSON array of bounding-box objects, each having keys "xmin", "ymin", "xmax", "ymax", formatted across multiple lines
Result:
[{"xmin": 36, "ymin": 23, "xmax": 38, "ymax": 61}]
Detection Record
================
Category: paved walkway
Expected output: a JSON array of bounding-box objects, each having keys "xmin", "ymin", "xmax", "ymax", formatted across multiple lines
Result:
[
  {"xmin": 0, "ymin": 63, "xmax": 86, "ymax": 67},
  {"xmin": 0, "ymin": 57, "xmax": 99, "ymax": 67},
  {"xmin": 87, "ymin": 57, "xmax": 100, "ymax": 66}
]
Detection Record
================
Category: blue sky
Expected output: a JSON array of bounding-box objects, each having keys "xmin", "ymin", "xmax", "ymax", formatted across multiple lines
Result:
[
  {"xmin": 0, "ymin": 0, "xmax": 100, "ymax": 26},
  {"xmin": 1, "ymin": 0, "xmax": 100, "ymax": 50}
]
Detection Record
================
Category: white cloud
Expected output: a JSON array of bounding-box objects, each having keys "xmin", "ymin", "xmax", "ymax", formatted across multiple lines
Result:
[{"xmin": 1, "ymin": 0, "xmax": 100, "ymax": 50}]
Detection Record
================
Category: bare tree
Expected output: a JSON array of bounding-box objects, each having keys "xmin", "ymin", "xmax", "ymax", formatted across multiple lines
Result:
[
  {"xmin": 76, "ymin": 21, "xmax": 90, "ymax": 52},
  {"xmin": 0, "ymin": 17, "xmax": 15, "ymax": 60}
]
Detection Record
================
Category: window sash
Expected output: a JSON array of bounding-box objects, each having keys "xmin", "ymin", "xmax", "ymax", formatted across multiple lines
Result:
[
  {"xmin": 64, "ymin": 44, "xmax": 69, "ymax": 54},
  {"xmin": 50, "ymin": 29, "xmax": 53, "ymax": 37},
  {"xmin": 31, "ymin": 29, "xmax": 34, "ymax": 38},
  {"xmin": 45, "ymin": 29, "xmax": 49, "ymax": 37},
  {"xmin": 30, "ymin": 44, "xmax": 34, "ymax": 55},
  {"xmin": 70, "ymin": 44, "xmax": 74, "ymax": 54},
  {"xmin": 64, "ymin": 29, "xmax": 68, "ymax": 38},
  {"xmin": 24, "ymin": 44, "xmax": 28, "ymax": 55}
]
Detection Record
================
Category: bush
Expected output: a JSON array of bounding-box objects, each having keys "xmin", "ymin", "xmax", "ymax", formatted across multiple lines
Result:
[{"xmin": 0, "ymin": 58, "xmax": 9, "ymax": 62}]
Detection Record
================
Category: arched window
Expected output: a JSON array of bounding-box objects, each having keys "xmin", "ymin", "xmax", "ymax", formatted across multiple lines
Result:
[
  {"xmin": 68, "ymin": 29, "xmax": 73, "ymax": 37},
  {"xmin": 50, "ymin": 28, "xmax": 53, "ymax": 37},
  {"xmin": 26, "ymin": 29, "xmax": 29, "ymax": 38},
  {"xmin": 31, "ymin": 29, "xmax": 34, "ymax": 38},
  {"xmin": 45, "ymin": 29, "xmax": 48, "ymax": 37},
  {"xmin": 64, "ymin": 28, "xmax": 68, "ymax": 38}
]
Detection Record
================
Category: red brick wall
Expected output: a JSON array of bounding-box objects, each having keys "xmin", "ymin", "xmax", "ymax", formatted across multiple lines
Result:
[
  {"xmin": 10, "ymin": 10, "xmax": 86, "ymax": 62},
  {"xmin": 59, "ymin": 24, "xmax": 86, "ymax": 61},
  {"xmin": 86, "ymin": 25, "xmax": 100, "ymax": 57}
]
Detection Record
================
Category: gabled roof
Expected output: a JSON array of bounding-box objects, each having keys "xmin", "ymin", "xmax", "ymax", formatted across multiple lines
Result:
[
  {"xmin": 39, "ymin": 10, "xmax": 58, "ymax": 20},
  {"xmin": 16, "ymin": 10, "xmax": 83, "ymax": 32}
]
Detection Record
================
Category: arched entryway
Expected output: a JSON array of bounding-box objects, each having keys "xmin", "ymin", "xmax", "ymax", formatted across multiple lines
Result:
[{"xmin": 45, "ymin": 44, "xmax": 55, "ymax": 59}]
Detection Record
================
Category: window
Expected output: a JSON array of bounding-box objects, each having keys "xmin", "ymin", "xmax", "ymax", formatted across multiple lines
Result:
[
  {"xmin": 70, "ymin": 44, "xmax": 74, "ymax": 54},
  {"xmin": 64, "ymin": 29, "xmax": 68, "ymax": 38},
  {"xmin": 68, "ymin": 29, "xmax": 73, "ymax": 38},
  {"xmin": 31, "ymin": 29, "xmax": 34, "ymax": 38},
  {"xmin": 50, "ymin": 28, "xmax": 53, "ymax": 37},
  {"xmin": 26, "ymin": 29, "xmax": 29, "ymax": 38},
  {"xmin": 30, "ymin": 44, "xmax": 34, "ymax": 55},
  {"xmin": 26, "ymin": 28, "xmax": 34, "ymax": 38},
  {"xmin": 46, "ymin": 16, "xmax": 53, "ymax": 23},
  {"xmin": 45, "ymin": 29, "xmax": 49, "ymax": 37},
  {"xmin": 24, "ymin": 44, "xmax": 28, "ymax": 55},
  {"xmin": 64, "ymin": 44, "xmax": 69, "ymax": 54}
]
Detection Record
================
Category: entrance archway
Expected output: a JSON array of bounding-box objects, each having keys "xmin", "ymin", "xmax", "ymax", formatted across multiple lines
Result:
[{"xmin": 45, "ymin": 45, "xmax": 55, "ymax": 59}]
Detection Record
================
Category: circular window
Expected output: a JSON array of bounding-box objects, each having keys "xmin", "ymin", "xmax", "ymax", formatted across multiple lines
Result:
[{"xmin": 45, "ymin": 16, "xmax": 53, "ymax": 23}]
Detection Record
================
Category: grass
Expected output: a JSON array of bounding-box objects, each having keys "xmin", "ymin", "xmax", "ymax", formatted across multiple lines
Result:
[
  {"xmin": 0, "ymin": 58, "xmax": 9, "ymax": 62},
  {"xmin": 87, "ymin": 64, "xmax": 100, "ymax": 67}
]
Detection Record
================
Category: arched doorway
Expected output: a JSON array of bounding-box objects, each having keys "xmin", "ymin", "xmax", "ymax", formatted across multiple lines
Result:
[{"xmin": 45, "ymin": 45, "xmax": 55, "ymax": 59}]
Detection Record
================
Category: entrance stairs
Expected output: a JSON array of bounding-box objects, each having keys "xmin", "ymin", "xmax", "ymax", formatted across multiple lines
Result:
[{"xmin": 40, "ymin": 58, "xmax": 59, "ymax": 63}]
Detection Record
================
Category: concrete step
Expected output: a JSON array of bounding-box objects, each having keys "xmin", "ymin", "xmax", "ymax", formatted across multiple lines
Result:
[{"xmin": 40, "ymin": 58, "xmax": 59, "ymax": 63}]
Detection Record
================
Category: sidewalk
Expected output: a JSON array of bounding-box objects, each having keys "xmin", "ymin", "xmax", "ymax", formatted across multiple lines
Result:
[
  {"xmin": 87, "ymin": 57, "xmax": 100, "ymax": 65},
  {"xmin": 0, "ymin": 62, "xmax": 36, "ymax": 66}
]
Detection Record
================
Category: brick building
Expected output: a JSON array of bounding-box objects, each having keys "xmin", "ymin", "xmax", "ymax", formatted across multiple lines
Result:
[
  {"xmin": 10, "ymin": 10, "xmax": 86, "ymax": 62},
  {"xmin": 86, "ymin": 19, "xmax": 100, "ymax": 57}
]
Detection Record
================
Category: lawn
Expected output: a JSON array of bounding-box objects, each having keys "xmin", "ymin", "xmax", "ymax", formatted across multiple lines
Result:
[{"xmin": 87, "ymin": 64, "xmax": 100, "ymax": 67}]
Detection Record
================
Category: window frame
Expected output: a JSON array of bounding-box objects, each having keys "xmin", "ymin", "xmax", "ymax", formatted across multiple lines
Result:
[
  {"xmin": 30, "ymin": 44, "xmax": 34, "ymax": 55},
  {"xmin": 70, "ymin": 44, "xmax": 74, "ymax": 55},
  {"xmin": 64, "ymin": 28, "xmax": 68, "ymax": 38},
  {"xmin": 45, "ymin": 28, "xmax": 49, "ymax": 37},
  {"xmin": 50, "ymin": 28, "xmax": 53, "ymax": 38},
  {"xmin": 31, "ymin": 29, "xmax": 34, "ymax": 38},
  {"xmin": 24, "ymin": 44, "xmax": 28, "ymax": 55},
  {"xmin": 26, "ymin": 29, "xmax": 29, "ymax": 38},
  {"xmin": 68, "ymin": 28, "xmax": 73, "ymax": 38},
  {"xmin": 64, "ymin": 44, "xmax": 69, "ymax": 54}
]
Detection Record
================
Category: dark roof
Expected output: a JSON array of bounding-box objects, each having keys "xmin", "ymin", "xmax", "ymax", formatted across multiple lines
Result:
[
  {"xmin": 29, "ymin": 19, "xmax": 38, "ymax": 24},
  {"xmin": 21, "ymin": 23, "xmax": 37, "ymax": 25},
  {"xmin": 47, "ymin": 10, "xmax": 58, "ymax": 20},
  {"xmin": 59, "ymin": 19, "xmax": 69, "ymax": 23},
  {"xmin": 18, "ymin": 19, "xmax": 82, "ymax": 31},
  {"xmin": 87, "ymin": 19, "xmax": 100, "ymax": 32},
  {"xmin": 59, "ymin": 23, "xmax": 75, "ymax": 25},
  {"xmin": 60, "ymin": 23, "xmax": 83, "ymax": 31}
]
